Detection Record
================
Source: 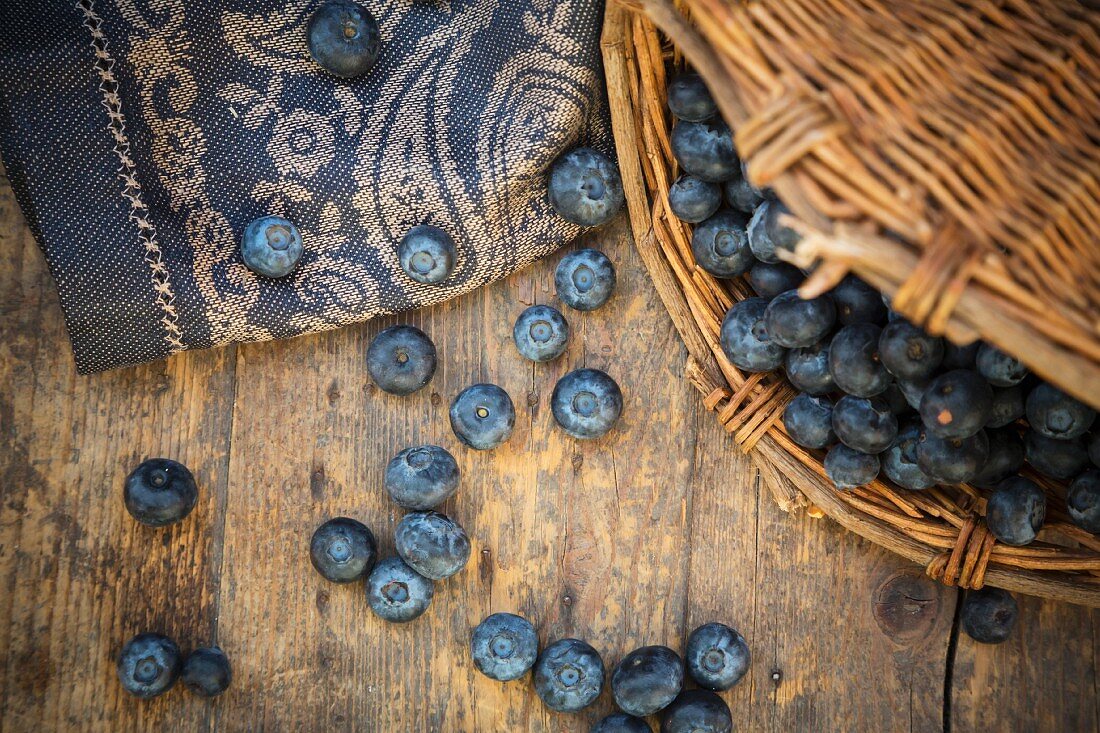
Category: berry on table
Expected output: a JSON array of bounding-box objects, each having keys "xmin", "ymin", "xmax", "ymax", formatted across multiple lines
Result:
[
  {"xmin": 763, "ymin": 290, "xmax": 836, "ymax": 348},
  {"xmin": 783, "ymin": 394, "xmax": 836, "ymax": 450},
  {"xmin": 784, "ymin": 340, "xmax": 835, "ymax": 396},
  {"xmin": 668, "ymin": 174, "xmax": 723, "ymax": 223},
  {"xmin": 384, "ymin": 445, "xmax": 460, "ymax": 510},
  {"xmin": 551, "ymin": 368, "xmax": 624, "ymax": 440},
  {"xmin": 398, "ymin": 225, "xmax": 456, "ymax": 284},
  {"xmin": 123, "ymin": 458, "xmax": 198, "ymax": 527},
  {"xmin": 919, "ymin": 370, "xmax": 993, "ymax": 439},
  {"xmin": 306, "ymin": 0, "xmax": 381, "ymax": 78},
  {"xmin": 513, "ymin": 305, "xmax": 570, "ymax": 362},
  {"xmin": 976, "ymin": 344, "xmax": 1029, "ymax": 387},
  {"xmin": 309, "ymin": 517, "xmax": 378, "ymax": 583},
  {"xmin": 592, "ymin": 713, "xmax": 652, "ymax": 733},
  {"xmin": 882, "ymin": 421, "xmax": 936, "ymax": 491},
  {"xmin": 240, "ymin": 216, "xmax": 304, "ymax": 278},
  {"xmin": 449, "ymin": 384, "xmax": 516, "ymax": 450},
  {"xmin": 746, "ymin": 260, "xmax": 804, "ymax": 300},
  {"xmin": 824, "ymin": 444, "xmax": 880, "ymax": 489},
  {"xmin": 720, "ymin": 297, "xmax": 787, "ymax": 372},
  {"xmin": 1067, "ymin": 470, "xmax": 1100, "ymax": 533},
  {"xmin": 685, "ymin": 622, "xmax": 750, "ymax": 691},
  {"xmin": 828, "ymin": 323, "xmax": 890, "ymax": 398},
  {"xmin": 660, "ymin": 689, "xmax": 733, "ymax": 733},
  {"xmin": 548, "ymin": 148, "xmax": 625, "ymax": 227},
  {"xmin": 832, "ymin": 396, "xmax": 898, "ymax": 454},
  {"xmin": 878, "ymin": 320, "xmax": 943, "ymax": 381},
  {"xmin": 366, "ymin": 325, "xmax": 437, "ymax": 396},
  {"xmin": 667, "ymin": 73, "xmax": 717, "ymax": 122},
  {"xmin": 1025, "ymin": 383, "xmax": 1096, "ymax": 440},
  {"xmin": 986, "ymin": 476, "xmax": 1046, "ymax": 546},
  {"xmin": 1024, "ymin": 431, "xmax": 1088, "ymax": 480},
  {"xmin": 394, "ymin": 511, "xmax": 470, "ymax": 580},
  {"xmin": 117, "ymin": 633, "xmax": 181, "ymax": 699},
  {"xmin": 611, "ymin": 645, "xmax": 684, "ymax": 717},
  {"xmin": 366, "ymin": 557, "xmax": 434, "ymax": 623},
  {"xmin": 180, "ymin": 647, "xmax": 231, "ymax": 698},
  {"xmin": 670, "ymin": 119, "xmax": 739, "ymax": 182},
  {"xmin": 470, "ymin": 613, "xmax": 539, "ymax": 682},
  {"xmin": 691, "ymin": 209, "xmax": 752, "ymax": 278},
  {"xmin": 555, "ymin": 249, "xmax": 616, "ymax": 311},
  {"xmin": 915, "ymin": 429, "xmax": 989, "ymax": 484},
  {"xmin": 533, "ymin": 638, "xmax": 604, "ymax": 713},
  {"xmin": 960, "ymin": 587, "xmax": 1018, "ymax": 644}
]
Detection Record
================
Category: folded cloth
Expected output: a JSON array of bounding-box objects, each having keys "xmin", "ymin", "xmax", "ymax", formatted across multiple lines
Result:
[{"xmin": 0, "ymin": 0, "xmax": 608, "ymax": 373}]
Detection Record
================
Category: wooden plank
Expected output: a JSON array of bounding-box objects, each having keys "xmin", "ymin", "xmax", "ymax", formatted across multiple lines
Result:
[{"xmin": 0, "ymin": 169, "xmax": 237, "ymax": 729}]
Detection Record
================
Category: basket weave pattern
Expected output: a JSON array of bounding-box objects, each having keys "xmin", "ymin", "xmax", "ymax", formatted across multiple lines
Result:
[{"xmin": 601, "ymin": 0, "xmax": 1100, "ymax": 605}]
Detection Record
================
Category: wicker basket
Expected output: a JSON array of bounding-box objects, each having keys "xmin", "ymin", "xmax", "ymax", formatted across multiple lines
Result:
[{"xmin": 600, "ymin": 0, "xmax": 1100, "ymax": 606}]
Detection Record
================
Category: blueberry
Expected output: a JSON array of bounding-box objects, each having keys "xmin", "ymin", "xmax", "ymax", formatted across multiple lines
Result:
[
  {"xmin": 117, "ymin": 633, "xmax": 181, "ymax": 699},
  {"xmin": 878, "ymin": 320, "xmax": 943, "ymax": 380},
  {"xmin": 785, "ymin": 341, "xmax": 835, "ymax": 395},
  {"xmin": 691, "ymin": 209, "xmax": 752, "ymax": 278},
  {"xmin": 306, "ymin": 0, "xmax": 381, "ymax": 78},
  {"xmin": 882, "ymin": 421, "xmax": 936, "ymax": 491},
  {"xmin": 394, "ymin": 511, "xmax": 470, "ymax": 580},
  {"xmin": 720, "ymin": 297, "xmax": 786, "ymax": 372},
  {"xmin": 919, "ymin": 370, "xmax": 993, "ymax": 439},
  {"xmin": 384, "ymin": 445, "xmax": 460, "ymax": 510},
  {"xmin": 724, "ymin": 173, "xmax": 765, "ymax": 213},
  {"xmin": 1024, "ymin": 431, "xmax": 1088, "ymax": 480},
  {"xmin": 660, "ymin": 689, "xmax": 733, "ymax": 733},
  {"xmin": 470, "ymin": 613, "xmax": 539, "ymax": 682},
  {"xmin": 668, "ymin": 175, "xmax": 723, "ymax": 223},
  {"xmin": 309, "ymin": 517, "xmax": 378, "ymax": 583},
  {"xmin": 685, "ymin": 622, "xmax": 750, "ymax": 691},
  {"xmin": 593, "ymin": 713, "xmax": 652, "ymax": 733},
  {"xmin": 763, "ymin": 290, "xmax": 836, "ymax": 348},
  {"xmin": 1068, "ymin": 469, "xmax": 1100, "ymax": 533},
  {"xmin": 667, "ymin": 73, "xmax": 716, "ymax": 122},
  {"xmin": 830, "ymin": 275, "xmax": 887, "ymax": 326},
  {"xmin": 366, "ymin": 557, "xmax": 434, "ymax": 623},
  {"xmin": 241, "ymin": 216, "xmax": 304, "ymax": 278},
  {"xmin": 555, "ymin": 249, "xmax": 616, "ymax": 311},
  {"xmin": 450, "ymin": 384, "xmax": 515, "ymax": 450},
  {"xmin": 398, "ymin": 225, "xmax": 455, "ymax": 284},
  {"xmin": 976, "ymin": 344, "xmax": 1028, "ymax": 387},
  {"xmin": 611, "ymin": 645, "xmax": 684, "ymax": 717},
  {"xmin": 941, "ymin": 341, "xmax": 980, "ymax": 370},
  {"xmin": 960, "ymin": 587, "xmax": 1018, "ymax": 644},
  {"xmin": 123, "ymin": 458, "xmax": 198, "ymax": 527},
  {"xmin": 824, "ymin": 444, "xmax": 880, "ymax": 489},
  {"xmin": 896, "ymin": 377, "xmax": 931, "ymax": 411},
  {"xmin": 746, "ymin": 260, "xmax": 803, "ymax": 300},
  {"xmin": 832, "ymin": 396, "xmax": 898, "ymax": 454},
  {"xmin": 367, "ymin": 325, "xmax": 437, "ymax": 396},
  {"xmin": 970, "ymin": 428, "xmax": 1025, "ymax": 488},
  {"xmin": 548, "ymin": 148, "xmax": 625, "ymax": 227},
  {"xmin": 1091, "ymin": 432, "xmax": 1100, "ymax": 467},
  {"xmin": 986, "ymin": 476, "xmax": 1046, "ymax": 546},
  {"xmin": 513, "ymin": 305, "xmax": 570, "ymax": 362},
  {"xmin": 533, "ymin": 638, "xmax": 604, "ymax": 713},
  {"xmin": 670, "ymin": 119, "xmax": 739, "ymax": 182},
  {"xmin": 916, "ymin": 429, "xmax": 989, "ymax": 484},
  {"xmin": 986, "ymin": 385, "xmax": 1026, "ymax": 429},
  {"xmin": 828, "ymin": 323, "xmax": 890, "ymax": 397},
  {"xmin": 551, "ymin": 369, "xmax": 623, "ymax": 440},
  {"xmin": 180, "ymin": 647, "xmax": 231, "ymax": 698},
  {"xmin": 783, "ymin": 394, "xmax": 836, "ymax": 450},
  {"xmin": 880, "ymin": 382, "xmax": 911, "ymax": 416},
  {"xmin": 1025, "ymin": 383, "xmax": 1096, "ymax": 440},
  {"xmin": 747, "ymin": 199, "xmax": 779, "ymax": 263}
]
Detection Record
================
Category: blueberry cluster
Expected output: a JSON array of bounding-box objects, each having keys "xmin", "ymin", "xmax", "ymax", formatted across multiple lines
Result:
[
  {"xmin": 117, "ymin": 633, "xmax": 231, "ymax": 699},
  {"xmin": 470, "ymin": 616, "xmax": 745, "ymax": 730}
]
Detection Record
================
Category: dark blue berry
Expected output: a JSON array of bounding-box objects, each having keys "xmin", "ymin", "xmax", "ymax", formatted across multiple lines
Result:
[
  {"xmin": 746, "ymin": 260, "xmax": 803, "ymax": 300},
  {"xmin": 724, "ymin": 173, "xmax": 765, "ymax": 213},
  {"xmin": 783, "ymin": 394, "xmax": 836, "ymax": 450},
  {"xmin": 878, "ymin": 320, "xmax": 943, "ymax": 380},
  {"xmin": 916, "ymin": 429, "xmax": 989, "ymax": 484},
  {"xmin": 896, "ymin": 377, "xmax": 930, "ymax": 411},
  {"xmin": 555, "ymin": 249, "xmax": 616, "ymax": 311},
  {"xmin": 747, "ymin": 199, "xmax": 780, "ymax": 263},
  {"xmin": 960, "ymin": 587, "xmax": 1018, "ymax": 644},
  {"xmin": 395, "ymin": 511, "xmax": 470, "ymax": 580},
  {"xmin": 513, "ymin": 305, "xmax": 569, "ymax": 362},
  {"xmin": 117, "ymin": 633, "xmax": 181, "ymax": 699},
  {"xmin": 551, "ymin": 369, "xmax": 623, "ymax": 440},
  {"xmin": 310, "ymin": 517, "xmax": 378, "ymax": 583},
  {"xmin": 1024, "ymin": 431, "xmax": 1088, "ymax": 480},
  {"xmin": 785, "ymin": 341, "xmax": 835, "ymax": 395},
  {"xmin": 533, "ymin": 638, "xmax": 604, "ymax": 713},
  {"xmin": 660, "ymin": 690, "xmax": 732, "ymax": 733},
  {"xmin": 670, "ymin": 120, "xmax": 739, "ymax": 182},
  {"xmin": 1067, "ymin": 469, "xmax": 1100, "ymax": 533},
  {"xmin": 831, "ymin": 275, "xmax": 887, "ymax": 326},
  {"xmin": 367, "ymin": 325, "xmax": 437, "ymax": 396},
  {"xmin": 764, "ymin": 290, "xmax": 836, "ymax": 348},
  {"xmin": 832, "ymin": 396, "xmax": 898, "ymax": 454},
  {"xmin": 306, "ymin": 0, "xmax": 381, "ymax": 78},
  {"xmin": 1026, "ymin": 383, "xmax": 1096, "ymax": 440},
  {"xmin": 124, "ymin": 458, "xmax": 198, "ymax": 527},
  {"xmin": 470, "ymin": 613, "xmax": 539, "ymax": 682},
  {"xmin": 667, "ymin": 73, "xmax": 716, "ymax": 122},
  {"xmin": 919, "ymin": 370, "xmax": 993, "ymax": 439},
  {"xmin": 398, "ymin": 225, "xmax": 455, "ymax": 284},
  {"xmin": 593, "ymin": 713, "xmax": 653, "ymax": 733},
  {"xmin": 181, "ymin": 647, "xmax": 231, "ymax": 698},
  {"xmin": 691, "ymin": 210, "xmax": 752, "ymax": 278},
  {"xmin": 384, "ymin": 445, "xmax": 459, "ymax": 510},
  {"xmin": 986, "ymin": 386, "xmax": 1026, "ymax": 429},
  {"xmin": 611, "ymin": 645, "xmax": 684, "ymax": 717},
  {"xmin": 366, "ymin": 557, "xmax": 434, "ymax": 623},
  {"xmin": 824, "ymin": 444, "xmax": 880, "ymax": 489},
  {"xmin": 720, "ymin": 297, "xmax": 786, "ymax": 372},
  {"xmin": 828, "ymin": 323, "xmax": 890, "ymax": 397},
  {"xmin": 986, "ymin": 476, "xmax": 1046, "ymax": 546},
  {"xmin": 241, "ymin": 216, "xmax": 303, "ymax": 278},
  {"xmin": 941, "ymin": 341, "xmax": 980, "ymax": 370},
  {"xmin": 549, "ymin": 149, "xmax": 625, "ymax": 227},
  {"xmin": 881, "ymin": 382, "xmax": 911, "ymax": 416},
  {"xmin": 450, "ymin": 384, "xmax": 515, "ymax": 450},
  {"xmin": 668, "ymin": 175, "xmax": 722, "ymax": 223},
  {"xmin": 685, "ymin": 622, "xmax": 750, "ymax": 691},
  {"xmin": 970, "ymin": 428, "xmax": 1025, "ymax": 489},
  {"xmin": 976, "ymin": 344, "xmax": 1028, "ymax": 387},
  {"xmin": 882, "ymin": 421, "xmax": 936, "ymax": 491}
]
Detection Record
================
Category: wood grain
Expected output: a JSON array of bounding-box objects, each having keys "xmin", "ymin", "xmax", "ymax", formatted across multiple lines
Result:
[{"xmin": 1, "ymin": 167, "xmax": 1098, "ymax": 731}]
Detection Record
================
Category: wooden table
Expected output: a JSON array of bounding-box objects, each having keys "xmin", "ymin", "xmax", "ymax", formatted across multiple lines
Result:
[{"xmin": 1, "ymin": 166, "xmax": 1097, "ymax": 732}]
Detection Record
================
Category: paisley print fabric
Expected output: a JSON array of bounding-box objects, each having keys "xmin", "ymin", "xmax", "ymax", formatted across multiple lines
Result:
[{"xmin": 0, "ymin": 0, "xmax": 608, "ymax": 372}]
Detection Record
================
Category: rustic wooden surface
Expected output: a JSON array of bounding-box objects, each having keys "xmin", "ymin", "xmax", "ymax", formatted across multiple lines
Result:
[{"xmin": 1, "ymin": 165, "xmax": 1098, "ymax": 732}]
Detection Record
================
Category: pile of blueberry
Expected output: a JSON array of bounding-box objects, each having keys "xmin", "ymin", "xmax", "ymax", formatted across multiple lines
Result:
[{"xmin": 470, "ymin": 614, "xmax": 748, "ymax": 732}]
